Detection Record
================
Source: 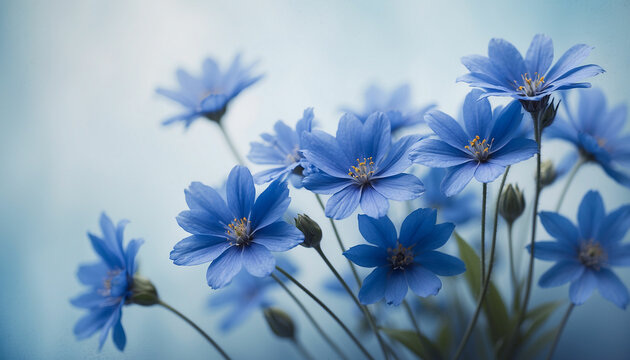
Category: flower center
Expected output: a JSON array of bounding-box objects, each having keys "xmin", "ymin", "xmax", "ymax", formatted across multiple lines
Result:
[
  {"xmin": 513, "ymin": 72, "xmax": 545, "ymax": 97},
  {"xmin": 99, "ymin": 269, "xmax": 123, "ymax": 296},
  {"xmin": 285, "ymin": 147, "xmax": 301, "ymax": 165},
  {"xmin": 348, "ymin": 157, "xmax": 375, "ymax": 184},
  {"xmin": 226, "ymin": 217, "xmax": 252, "ymax": 246},
  {"xmin": 578, "ymin": 240, "xmax": 607, "ymax": 270},
  {"xmin": 387, "ymin": 243, "xmax": 415, "ymax": 270},
  {"xmin": 464, "ymin": 135, "xmax": 494, "ymax": 162}
]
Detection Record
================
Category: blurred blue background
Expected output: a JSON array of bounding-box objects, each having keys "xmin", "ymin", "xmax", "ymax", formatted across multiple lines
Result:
[{"xmin": 1, "ymin": 0, "xmax": 630, "ymax": 358}]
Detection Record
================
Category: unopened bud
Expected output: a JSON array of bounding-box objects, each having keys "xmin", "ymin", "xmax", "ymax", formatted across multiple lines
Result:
[
  {"xmin": 541, "ymin": 98, "xmax": 560, "ymax": 130},
  {"xmin": 263, "ymin": 307, "xmax": 295, "ymax": 339},
  {"xmin": 519, "ymin": 94, "xmax": 550, "ymax": 114},
  {"xmin": 540, "ymin": 160, "xmax": 557, "ymax": 187},
  {"xmin": 129, "ymin": 275, "xmax": 159, "ymax": 306},
  {"xmin": 295, "ymin": 214, "xmax": 322, "ymax": 248},
  {"xmin": 499, "ymin": 184, "xmax": 526, "ymax": 224}
]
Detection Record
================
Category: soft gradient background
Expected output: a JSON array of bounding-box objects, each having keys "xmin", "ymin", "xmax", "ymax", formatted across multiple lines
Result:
[{"xmin": 2, "ymin": 0, "xmax": 630, "ymax": 359}]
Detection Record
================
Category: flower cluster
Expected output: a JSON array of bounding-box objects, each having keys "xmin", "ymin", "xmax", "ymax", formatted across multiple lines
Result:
[{"xmin": 71, "ymin": 33, "xmax": 630, "ymax": 360}]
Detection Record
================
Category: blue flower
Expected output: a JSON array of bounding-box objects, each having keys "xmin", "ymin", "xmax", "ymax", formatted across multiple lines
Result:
[
  {"xmin": 170, "ymin": 166, "xmax": 304, "ymax": 289},
  {"xmin": 529, "ymin": 191, "xmax": 630, "ymax": 308},
  {"xmin": 410, "ymin": 90, "xmax": 538, "ymax": 196},
  {"xmin": 209, "ymin": 257, "xmax": 298, "ymax": 332},
  {"xmin": 458, "ymin": 34, "xmax": 604, "ymax": 101},
  {"xmin": 344, "ymin": 84, "xmax": 435, "ymax": 132},
  {"xmin": 248, "ymin": 108, "xmax": 314, "ymax": 188},
  {"xmin": 71, "ymin": 213, "xmax": 144, "ymax": 351},
  {"xmin": 343, "ymin": 210, "xmax": 465, "ymax": 305},
  {"xmin": 547, "ymin": 88, "xmax": 630, "ymax": 187},
  {"xmin": 419, "ymin": 168, "xmax": 477, "ymax": 225},
  {"xmin": 156, "ymin": 54, "xmax": 263, "ymax": 127},
  {"xmin": 301, "ymin": 112, "xmax": 425, "ymax": 219}
]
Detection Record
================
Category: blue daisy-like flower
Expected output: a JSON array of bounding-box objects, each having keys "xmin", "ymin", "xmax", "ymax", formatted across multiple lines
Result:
[
  {"xmin": 208, "ymin": 257, "xmax": 298, "ymax": 332},
  {"xmin": 345, "ymin": 84, "xmax": 435, "ymax": 132},
  {"xmin": 301, "ymin": 112, "xmax": 424, "ymax": 219},
  {"xmin": 458, "ymin": 34, "xmax": 604, "ymax": 102},
  {"xmin": 71, "ymin": 213, "xmax": 144, "ymax": 351},
  {"xmin": 247, "ymin": 108, "xmax": 314, "ymax": 188},
  {"xmin": 529, "ymin": 191, "xmax": 630, "ymax": 308},
  {"xmin": 547, "ymin": 88, "xmax": 630, "ymax": 187},
  {"xmin": 419, "ymin": 168, "xmax": 477, "ymax": 225},
  {"xmin": 156, "ymin": 54, "xmax": 263, "ymax": 127},
  {"xmin": 170, "ymin": 166, "xmax": 304, "ymax": 289},
  {"xmin": 410, "ymin": 90, "xmax": 538, "ymax": 196},
  {"xmin": 343, "ymin": 209, "xmax": 465, "ymax": 306}
]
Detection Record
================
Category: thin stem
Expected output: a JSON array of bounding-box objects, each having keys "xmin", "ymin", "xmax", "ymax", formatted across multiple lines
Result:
[
  {"xmin": 274, "ymin": 266, "xmax": 374, "ymax": 360},
  {"xmin": 545, "ymin": 303, "xmax": 575, "ymax": 360},
  {"xmin": 481, "ymin": 182, "xmax": 487, "ymax": 287},
  {"xmin": 507, "ymin": 222, "xmax": 520, "ymax": 311},
  {"xmin": 292, "ymin": 338, "xmax": 315, "ymax": 360},
  {"xmin": 314, "ymin": 246, "xmax": 389, "ymax": 360},
  {"xmin": 555, "ymin": 158, "xmax": 585, "ymax": 212},
  {"xmin": 314, "ymin": 193, "xmax": 362, "ymax": 287},
  {"xmin": 158, "ymin": 300, "xmax": 231, "ymax": 360},
  {"xmin": 452, "ymin": 166, "xmax": 510, "ymax": 360},
  {"xmin": 271, "ymin": 274, "xmax": 348, "ymax": 360},
  {"xmin": 217, "ymin": 122, "xmax": 245, "ymax": 166},
  {"xmin": 402, "ymin": 299, "xmax": 423, "ymax": 344}
]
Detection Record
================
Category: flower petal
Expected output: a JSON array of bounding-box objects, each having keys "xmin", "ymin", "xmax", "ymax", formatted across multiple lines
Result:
[
  {"xmin": 596, "ymin": 205, "xmax": 630, "ymax": 245},
  {"xmin": 399, "ymin": 208, "xmax": 438, "ymax": 247},
  {"xmin": 384, "ymin": 270, "xmax": 408, "ymax": 305},
  {"xmin": 416, "ymin": 223, "xmax": 455, "ymax": 252},
  {"xmin": 358, "ymin": 267, "xmax": 389, "ymax": 305},
  {"xmin": 371, "ymin": 173, "xmax": 424, "ymax": 201},
  {"xmin": 405, "ymin": 265, "xmax": 442, "ymax": 297},
  {"xmin": 226, "ymin": 166, "xmax": 256, "ymax": 218},
  {"xmin": 607, "ymin": 243, "xmax": 630, "ymax": 267},
  {"xmin": 325, "ymin": 185, "xmax": 361, "ymax": 220},
  {"xmin": 415, "ymin": 251, "xmax": 465, "ymax": 276},
  {"xmin": 343, "ymin": 245, "xmax": 389, "ymax": 268},
  {"xmin": 489, "ymin": 138, "xmax": 538, "ymax": 166},
  {"xmin": 360, "ymin": 186, "xmax": 390, "ymax": 218},
  {"xmin": 577, "ymin": 190, "xmax": 606, "ymax": 240},
  {"xmin": 357, "ymin": 214, "xmax": 398, "ymax": 249},
  {"xmin": 474, "ymin": 162, "xmax": 506, "ymax": 183},
  {"xmin": 595, "ymin": 268, "xmax": 630, "ymax": 309},
  {"xmin": 361, "ymin": 112, "xmax": 392, "ymax": 164},
  {"xmin": 252, "ymin": 221, "xmax": 304, "ymax": 251},
  {"xmin": 487, "ymin": 38, "xmax": 527, "ymax": 86},
  {"xmin": 441, "ymin": 161, "xmax": 477, "ymax": 197},
  {"xmin": 539, "ymin": 211, "xmax": 580, "ymax": 247},
  {"xmin": 336, "ymin": 113, "xmax": 365, "ymax": 159},
  {"xmin": 489, "ymin": 100, "xmax": 524, "ymax": 149},
  {"xmin": 170, "ymin": 235, "xmax": 230, "ymax": 266},
  {"xmin": 525, "ymin": 34, "xmax": 554, "ymax": 76},
  {"xmin": 302, "ymin": 171, "xmax": 350, "ymax": 194},
  {"xmin": 527, "ymin": 241, "xmax": 576, "ymax": 261},
  {"xmin": 538, "ymin": 260, "xmax": 584, "ymax": 288},
  {"xmin": 242, "ymin": 243, "xmax": 276, "ymax": 277},
  {"xmin": 251, "ymin": 179, "xmax": 290, "ymax": 230},
  {"xmin": 301, "ymin": 130, "xmax": 352, "ymax": 178},
  {"xmin": 569, "ymin": 269, "xmax": 597, "ymax": 305},
  {"xmin": 545, "ymin": 44, "xmax": 594, "ymax": 83},
  {"xmin": 206, "ymin": 246, "xmax": 243, "ymax": 289},
  {"xmin": 375, "ymin": 134, "xmax": 422, "ymax": 177},
  {"xmin": 410, "ymin": 139, "xmax": 472, "ymax": 168},
  {"xmin": 463, "ymin": 89, "xmax": 493, "ymax": 139},
  {"xmin": 112, "ymin": 316, "xmax": 126, "ymax": 351},
  {"xmin": 425, "ymin": 110, "xmax": 470, "ymax": 150}
]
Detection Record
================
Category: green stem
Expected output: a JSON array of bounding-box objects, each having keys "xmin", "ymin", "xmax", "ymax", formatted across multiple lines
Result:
[
  {"xmin": 291, "ymin": 338, "xmax": 315, "ymax": 360},
  {"xmin": 158, "ymin": 300, "xmax": 231, "ymax": 360},
  {"xmin": 481, "ymin": 182, "xmax": 487, "ymax": 287},
  {"xmin": 217, "ymin": 122, "xmax": 245, "ymax": 166},
  {"xmin": 507, "ymin": 222, "xmax": 520, "ymax": 311},
  {"xmin": 545, "ymin": 303, "xmax": 575, "ymax": 360},
  {"xmin": 314, "ymin": 246, "xmax": 390, "ymax": 360},
  {"xmin": 402, "ymin": 299, "xmax": 423, "ymax": 344},
  {"xmin": 554, "ymin": 158, "xmax": 585, "ymax": 212},
  {"xmin": 270, "ymin": 274, "xmax": 349, "ymax": 360},
  {"xmin": 274, "ymin": 266, "xmax": 374, "ymax": 360},
  {"xmin": 452, "ymin": 166, "xmax": 510, "ymax": 360},
  {"xmin": 314, "ymin": 194, "xmax": 362, "ymax": 287}
]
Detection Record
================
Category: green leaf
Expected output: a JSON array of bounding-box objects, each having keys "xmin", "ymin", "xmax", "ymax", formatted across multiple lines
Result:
[
  {"xmin": 381, "ymin": 328, "xmax": 443, "ymax": 360},
  {"xmin": 454, "ymin": 232, "xmax": 510, "ymax": 344},
  {"xmin": 517, "ymin": 328, "xmax": 556, "ymax": 360},
  {"xmin": 522, "ymin": 301, "xmax": 564, "ymax": 343}
]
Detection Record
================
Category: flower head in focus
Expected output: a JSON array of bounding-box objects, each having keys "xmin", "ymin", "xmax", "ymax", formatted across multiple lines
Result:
[
  {"xmin": 458, "ymin": 34, "xmax": 604, "ymax": 103},
  {"xmin": 170, "ymin": 166, "xmax": 304, "ymax": 289},
  {"xmin": 410, "ymin": 90, "xmax": 538, "ymax": 196},
  {"xmin": 156, "ymin": 54, "xmax": 263, "ymax": 127},
  {"xmin": 529, "ymin": 191, "xmax": 630, "ymax": 308},
  {"xmin": 208, "ymin": 257, "xmax": 297, "ymax": 332},
  {"xmin": 344, "ymin": 84, "xmax": 436, "ymax": 132},
  {"xmin": 248, "ymin": 108, "xmax": 314, "ymax": 188},
  {"xmin": 301, "ymin": 112, "xmax": 425, "ymax": 219},
  {"xmin": 343, "ymin": 209, "xmax": 465, "ymax": 306},
  {"xmin": 547, "ymin": 88, "xmax": 630, "ymax": 187},
  {"xmin": 418, "ymin": 168, "xmax": 477, "ymax": 225},
  {"xmin": 71, "ymin": 213, "xmax": 144, "ymax": 351}
]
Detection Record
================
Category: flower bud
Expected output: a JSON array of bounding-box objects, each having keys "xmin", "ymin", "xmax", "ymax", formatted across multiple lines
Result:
[
  {"xmin": 541, "ymin": 98, "xmax": 560, "ymax": 130},
  {"xmin": 499, "ymin": 184, "xmax": 526, "ymax": 224},
  {"xmin": 263, "ymin": 307, "xmax": 295, "ymax": 339},
  {"xmin": 295, "ymin": 214, "xmax": 322, "ymax": 248},
  {"xmin": 519, "ymin": 94, "xmax": 550, "ymax": 114},
  {"xmin": 129, "ymin": 275, "xmax": 159, "ymax": 306},
  {"xmin": 540, "ymin": 160, "xmax": 557, "ymax": 187}
]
